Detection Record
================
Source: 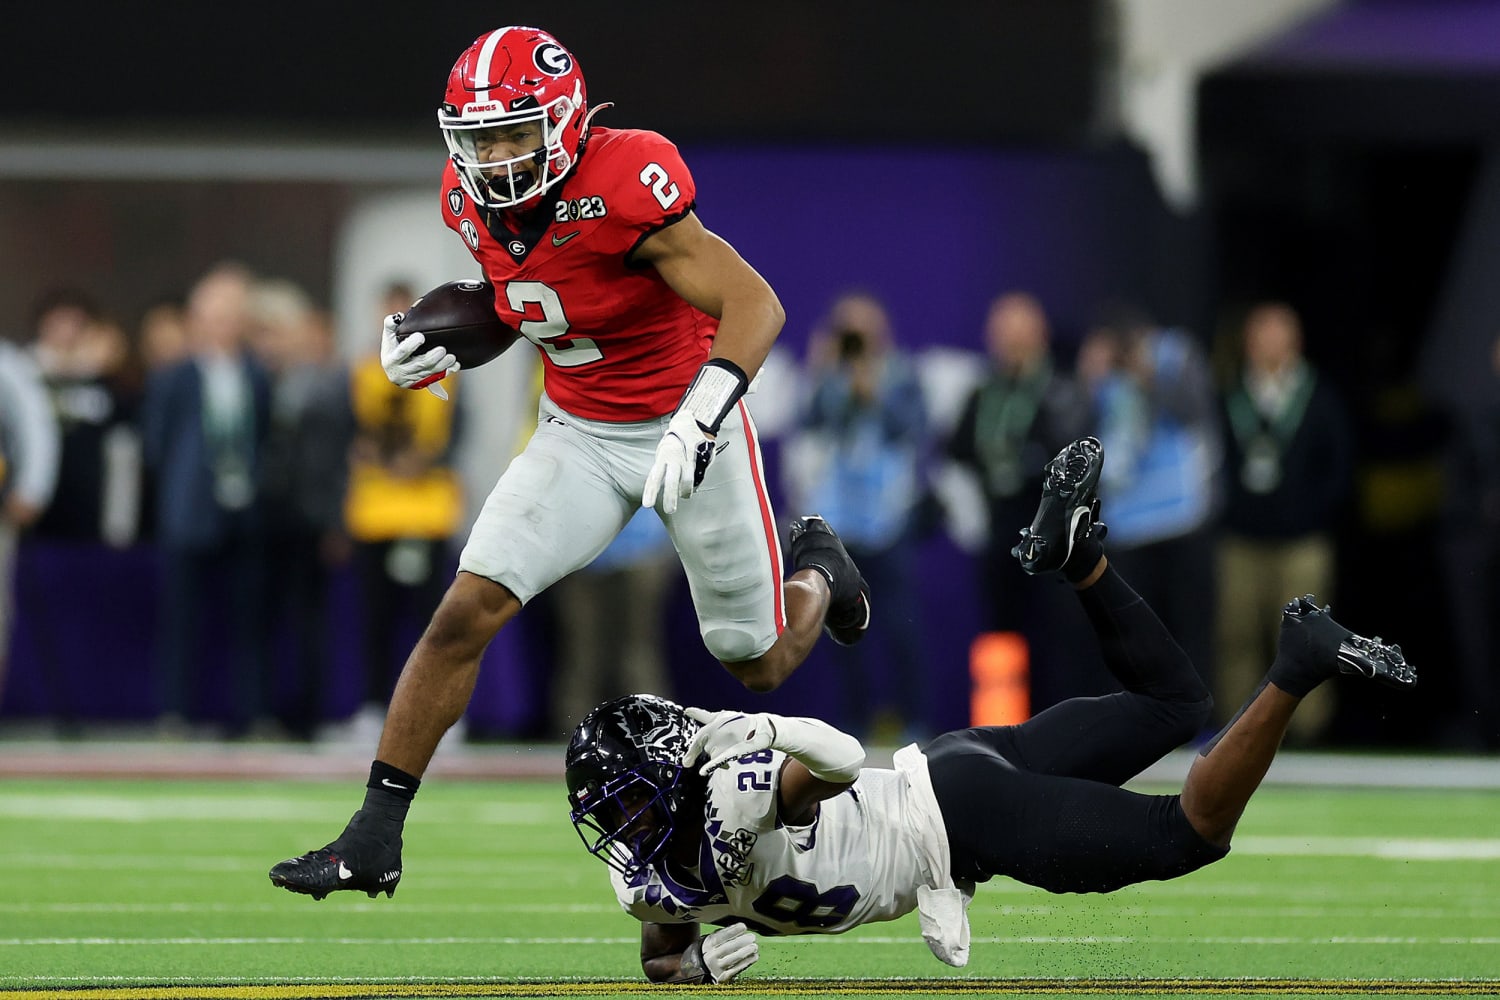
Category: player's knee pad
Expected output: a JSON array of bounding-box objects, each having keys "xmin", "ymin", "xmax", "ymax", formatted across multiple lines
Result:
[{"xmin": 702, "ymin": 626, "xmax": 764, "ymax": 665}]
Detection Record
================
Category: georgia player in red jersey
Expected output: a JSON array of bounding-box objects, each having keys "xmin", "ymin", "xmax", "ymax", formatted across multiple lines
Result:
[{"xmin": 270, "ymin": 25, "xmax": 873, "ymax": 901}]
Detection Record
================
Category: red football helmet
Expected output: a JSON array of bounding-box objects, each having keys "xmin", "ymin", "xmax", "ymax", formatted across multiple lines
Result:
[{"xmin": 439, "ymin": 26, "xmax": 590, "ymax": 210}]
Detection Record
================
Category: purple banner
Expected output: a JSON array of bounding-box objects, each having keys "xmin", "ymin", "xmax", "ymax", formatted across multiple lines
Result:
[{"xmin": 1256, "ymin": 1, "xmax": 1500, "ymax": 71}]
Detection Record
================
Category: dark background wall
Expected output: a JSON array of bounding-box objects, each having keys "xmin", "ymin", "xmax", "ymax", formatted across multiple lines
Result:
[{"xmin": 0, "ymin": 1, "xmax": 1105, "ymax": 143}]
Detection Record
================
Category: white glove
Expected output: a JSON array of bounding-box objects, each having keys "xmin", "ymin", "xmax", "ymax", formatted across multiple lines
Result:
[
  {"xmin": 642, "ymin": 408, "xmax": 715, "ymax": 515},
  {"xmin": 642, "ymin": 360, "xmax": 749, "ymax": 515},
  {"xmin": 691, "ymin": 922, "xmax": 759, "ymax": 983},
  {"xmin": 380, "ymin": 313, "xmax": 459, "ymax": 400},
  {"xmin": 685, "ymin": 706, "xmax": 865, "ymax": 783},
  {"xmin": 683, "ymin": 707, "xmax": 775, "ymax": 774}
]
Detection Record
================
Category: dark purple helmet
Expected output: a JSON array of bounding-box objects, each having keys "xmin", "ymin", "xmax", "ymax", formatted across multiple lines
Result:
[{"xmin": 565, "ymin": 694, "xmax": 702, "ymax": 879}]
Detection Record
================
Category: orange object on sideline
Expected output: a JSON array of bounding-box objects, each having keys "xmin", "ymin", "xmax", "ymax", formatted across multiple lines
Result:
[{"xmin": 970, "ymin": 631, "xmax": 1030, "ymax": 726}]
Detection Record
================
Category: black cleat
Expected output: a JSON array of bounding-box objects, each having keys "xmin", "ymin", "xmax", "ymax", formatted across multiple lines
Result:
[
  {"xmin": 1011, "ymin": 437, "xmax": 1105, "ymax": 576},
  {"xmin": 1278, "ymin": 595, "xmax": 1418, "ymax": 692},
  {"xmin": 269, "ymin": 824, "xmax": 403, "ymax": 901},
  {"xmin": 790, "ymin": 514, "xmax": 871, "ymax": 646}
]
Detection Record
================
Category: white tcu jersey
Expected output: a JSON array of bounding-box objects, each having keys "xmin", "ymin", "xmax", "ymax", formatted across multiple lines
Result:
[{"xmin": 609, "ymin": 749, "xmax": 932, "ymax": 937}]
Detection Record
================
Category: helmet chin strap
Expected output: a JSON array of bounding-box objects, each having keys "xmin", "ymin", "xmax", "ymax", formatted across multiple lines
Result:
[
  {"xmin": 578, "ymin": 102, "xmax": 613, "ymax": 152},
  {"xmin": 582, "ymin": 102, "xmax": 613, "ymax": 129}
]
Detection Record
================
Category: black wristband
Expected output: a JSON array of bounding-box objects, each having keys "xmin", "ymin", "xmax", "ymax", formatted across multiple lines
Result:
[
  {"xmin": 675, "ymin": 358, "xmax": 750, "ymax": 436},
  {"xmin": 702, "ymin": 356, "xmax": 748, "ymax": 385},
  {"xmin": 368, "ymin": 760, "xmax": 421, "ymax": 802}
]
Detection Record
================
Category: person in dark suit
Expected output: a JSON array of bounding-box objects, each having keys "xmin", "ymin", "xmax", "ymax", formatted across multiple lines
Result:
[
  {"xmin": 141, "ymin": 262, "xmax": 272, "ymax": 737},
  {"xmin": 1215, "ymin": 302, "xmax": 1353, "ymax": 745},
  {"xmin": 947, "ymin": 292, "xmax": 1096, "ymax": 712}
]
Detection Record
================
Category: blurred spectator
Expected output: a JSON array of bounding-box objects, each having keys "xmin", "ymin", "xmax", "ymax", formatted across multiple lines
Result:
[
  {"xmin": 29, "ymin": 289, "xmax": 96, "ymax": 375},
  {"xmin": 946, "ymin": 291, "xmax": 1097, "ymax": 711},
  {"xmin": 0, "ymin": 334, "xmax": 61, "ymax": 710},
  {"xmin": 1080, "ymin": 305, "xmax": 1221, "ymax": 695},
  {"xmin": 29, "ymin": 290, "xmax": 145, "ymax": 547},
  {"xmin": 784, "ymin": 290, "xmax": 931, "ymax": 741},
  {"xmin": 1215, "ymin": 302, "xmax": 1353, "ymax": 745},
  {"xmin": 134, "ymin": 296, "xmax": 189, "ymax": 541},
  {"xmin": 548, "ymin": 508, "xmax": 678, "ymax": 736},
  {"xmin": 19, "ymin": 293, "xmax": 145, "ymax": 727},
  {"xmin": 338, "ymin": 281, "xmax": 465, "ymax": 746},
  {"xmin": 248, "ymin": 279, "xmax": 355, "ymax": 740},
  {"xmin": 1437, "ymin": 331, "xmax": 1500, "ymax": 751},
  {"xmin": 138, "ymin": 297, "xmax": 189, "ymax": 374},
  {"xmin": 141, "ymin": 262, "xmax": 272, "ymax": 737}
]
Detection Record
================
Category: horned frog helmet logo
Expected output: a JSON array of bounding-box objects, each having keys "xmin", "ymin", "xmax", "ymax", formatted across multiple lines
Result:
[{"xmin": 621, "ymin": 696, "xmax": 697, "ymax": 762}]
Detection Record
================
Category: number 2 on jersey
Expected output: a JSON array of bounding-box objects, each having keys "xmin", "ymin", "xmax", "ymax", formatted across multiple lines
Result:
[
  {"xmin": 504, "ymin": 280, "xmax": 604, "ymax": 367},
  {"xmin": 639, "ymin": 162, "xmax": 680, "ymax": 210}
]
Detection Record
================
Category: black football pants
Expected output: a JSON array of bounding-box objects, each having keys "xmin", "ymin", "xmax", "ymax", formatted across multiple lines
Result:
[{"xmin": 924, "ymin": 565, "xmax": 1225, "ymax": 894}]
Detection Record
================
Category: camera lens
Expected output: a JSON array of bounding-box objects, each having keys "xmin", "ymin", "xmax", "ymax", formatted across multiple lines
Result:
[{"xmin": 837, "ymin": 330, "xmax": 865, "ymax": 360}]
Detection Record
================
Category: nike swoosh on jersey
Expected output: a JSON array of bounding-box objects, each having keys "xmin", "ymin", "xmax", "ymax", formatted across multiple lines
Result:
[{"xmin": 551, "ymin": 230, "xmax": 581, "ymax": 247}]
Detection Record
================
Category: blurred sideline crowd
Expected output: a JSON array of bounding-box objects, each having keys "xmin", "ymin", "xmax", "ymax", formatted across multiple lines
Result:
[{"xmin": 2, "ymin": 262, "xmax": 1497, "ymax": 752}]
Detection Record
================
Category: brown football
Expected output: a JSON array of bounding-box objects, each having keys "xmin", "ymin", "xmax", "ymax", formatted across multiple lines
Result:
[{"xmin": 396, "ymin": 278, "xmax": 521, "ymax": 370}]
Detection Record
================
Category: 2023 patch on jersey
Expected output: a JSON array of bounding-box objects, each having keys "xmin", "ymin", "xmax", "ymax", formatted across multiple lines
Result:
[{"xmin": 443, "ymin": 127, "xmax": 717, "ymax": 422}]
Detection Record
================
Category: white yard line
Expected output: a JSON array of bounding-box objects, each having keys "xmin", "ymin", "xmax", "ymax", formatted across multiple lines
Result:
[
  {"xmin": 3, "ymin": 741, "xmax": 1500, "ymax": 788},
  {"xmin": 5, "ymin": 934, "xmax": 1500, "ymax": 947}
]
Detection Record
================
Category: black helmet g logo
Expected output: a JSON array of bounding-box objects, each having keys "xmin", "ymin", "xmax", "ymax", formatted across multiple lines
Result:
[{"xmin": 534, "ymin": 43, "xmax": 572, "ymax": 77}]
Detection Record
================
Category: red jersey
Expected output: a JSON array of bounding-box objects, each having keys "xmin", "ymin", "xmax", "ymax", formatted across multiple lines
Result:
[{"xmin": 441, "ymin": 127, "xmax": 718, "ymax": 422}]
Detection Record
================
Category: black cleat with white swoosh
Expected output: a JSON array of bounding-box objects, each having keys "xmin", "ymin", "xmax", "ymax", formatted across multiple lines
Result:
[
  {"xmin": 1011, "ymin": 436, "xmax": 1105, "ymax": 576},
  {"xmin": 1274, "ymin": 595, "xmax": 1417, "ymax": 696},
  {"xmin": 269, "ymin": 815, "xmax": 403, "ymax": 901},
  {"xmin": 1337, "ymin": 632, "xmax": 1417, "ymax": 688}
]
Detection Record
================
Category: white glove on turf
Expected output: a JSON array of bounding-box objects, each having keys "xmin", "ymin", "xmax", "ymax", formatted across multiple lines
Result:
[
  {"xmin": 380, "ymin": 312, "xmax": 459, "ymax": 400},
  {"xmin": 689, "ymin": 922, "xmax": 759, "ymax": 983}
]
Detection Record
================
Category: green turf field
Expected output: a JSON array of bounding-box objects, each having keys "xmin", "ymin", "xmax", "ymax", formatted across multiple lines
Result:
[{"xmin": 1, "ymin": 776, "xmax": 1497, "ymax": 999}]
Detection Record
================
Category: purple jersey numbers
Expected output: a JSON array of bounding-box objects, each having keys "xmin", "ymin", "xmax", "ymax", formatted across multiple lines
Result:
[
  {"xmin": 735, "ymin": 748, "xmax": 774, "ymax": 792},
  {"xmin": 752, "ymin": 874, "xmax": 860, "ymax": 929}
]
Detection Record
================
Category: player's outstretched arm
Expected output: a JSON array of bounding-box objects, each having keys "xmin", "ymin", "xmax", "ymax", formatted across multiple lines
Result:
[
  {"xmin": 640, "ymin": 921, "xmax": 759, "ymax": 984},
  {"xmin": 684, "ymin": 708, "xmax": 865, "ymax": 824}
]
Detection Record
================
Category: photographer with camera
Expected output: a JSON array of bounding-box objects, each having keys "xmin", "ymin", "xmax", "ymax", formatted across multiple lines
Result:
[{"xmin": 784, "ymin": 291, "xmax": 932, "ymax": 741}]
